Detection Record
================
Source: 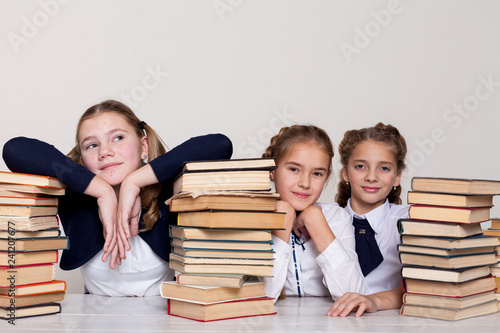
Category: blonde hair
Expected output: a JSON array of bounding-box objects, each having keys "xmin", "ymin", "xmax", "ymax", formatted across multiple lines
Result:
[
  {"xmin": 262, "ymin": 124, "xmax": 334, "ymax": 170},
  {"xmin": 335, "ymin": 122, "xmax": 407, "ymax": 207},
  {"xmin": 67, "ymin": 100, "xmax": 167, "ymax": 231}
]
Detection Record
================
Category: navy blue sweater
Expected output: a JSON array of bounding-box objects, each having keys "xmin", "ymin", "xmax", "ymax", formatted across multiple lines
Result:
[{"xmin": 2, "ymin": 134, "xmax": 233, "ymax": 270}]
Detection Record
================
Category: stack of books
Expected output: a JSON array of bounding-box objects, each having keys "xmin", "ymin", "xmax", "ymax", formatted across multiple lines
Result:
[
  {"xmin": 399, "ymin": 177, "xmax": 500, "ymax": 321},
  {"xmin": 482, "ymin": 218, "xmax": 500, "ymax": 302},
  {"xmin": 161, "ymin": 158, "xmax": 284, "ymax": 321},
  {"xmin": 0, "ymin": 171, "xmax": 68, "ymax": 322}
]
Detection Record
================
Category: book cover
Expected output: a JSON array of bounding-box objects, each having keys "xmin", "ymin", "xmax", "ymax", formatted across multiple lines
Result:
[
  {"xmin": 0, "ymin": 302, "xmax": 61, "ymax": 319},
  {"xmin": 398, "ymin": 219, "xmax": 482, "ymax": 238},
  {"xmin": 175, "ymin": 274, "xmax": 249, "ymax": 288},
  {"xmin": 411, "ymin": 177, "xmax": 500, "ymax": 195},
  {"xmin": 169, "ymin": 225, "xmax": 272, "ymax": 242},
  {"xmin": 400, "ymin": 300, "xmax": 498, "ymax": 321},
  {"xmin": 168, "ymin": 192, "xmax": 278, "ymax": 212},
  {"xmin": 0, "ymin": 236, "xmax": 69, "ymax": 252},
  {"xmin": 400, "ymin": 234, "xmax": 500, "ymax": 250},
  {"xmin": 167, "ymin": 297, "xmax": 276, "ymax": 322},
  {"xmin": 402, "ymin": 276, "xmax": 497, "ymax": 297},
  {"xmin": 399, "ymin": 251, "xmax": 498, "ymax": 269},
  {"xmin": 407, "ymin": 191, "xmax": 493, "ymax": 208},
  {"xmin": 0, "ymin": 171, "xmax": 65, "ymax": 189},
  {"xmin": 177, "ymin": 210, "xmax": 285, "ymax": 230},
  {"xmin": 169, "ymin": 253, "xmax": 274, "ymax": 266},
  {"xmin": 171, "ymin": 238, "xmax": 273, "ymax": 251},
  {"xmin": 0, "ymin": 280, "xmax": 66, "ymax": 296},
  {"xmin": 0, "ymin": 264, "xmax": 55, "ymax": 287},
  {"xmin": 401, "ymin": 265, "xmax": 491, "ymax": 283},
  {"xmin": 0, "ymin": 250, "xmax": 58, "ymax": 266},
  {"xmin": 408, "ymin": 205, "xmax": 491, "ymax": 224},
  {"xmin": 180, "ymin": 158, "xmax": 277, "ymax": 173},
  {"xmin": 172, "ymin": 245, "xmax": 274, "ymax": 260},
  {"xmin": 169, "ymin": 259, "xmax": 273, "ymax": 277}
]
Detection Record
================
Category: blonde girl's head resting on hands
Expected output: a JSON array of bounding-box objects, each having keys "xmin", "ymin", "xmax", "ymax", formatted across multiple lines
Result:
[
  {"xmin": 262, "ymin": 125, "xmax": 334, "ymax": 211},
  {"xmin": 336, "ymin": 122, "xmax": 407, "ymax": 214},
  {"xmin": 67, "ymin": 99, "xmax": 166, "ymax": 231}
]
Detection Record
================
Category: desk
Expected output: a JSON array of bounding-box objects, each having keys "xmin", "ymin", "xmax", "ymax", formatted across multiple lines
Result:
[{"xmin": 2, "ymin": 294, "xmax": 500, "ymax": 332}]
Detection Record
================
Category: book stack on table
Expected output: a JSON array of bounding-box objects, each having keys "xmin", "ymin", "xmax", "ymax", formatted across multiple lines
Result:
[
  {"xmin": 482, "ymin": 218, "xmax": 500, "ymax": 301},
  {"xmin": 0, "ymin": 171, "xmax": 68, "ymax": 321},
  {"xmin": 161, "ymin": 158, "xmax": 284, "ymax": 322},
  {"xmin": 399, "ymin": 177, "xmax": 500, "ymax": 321}
]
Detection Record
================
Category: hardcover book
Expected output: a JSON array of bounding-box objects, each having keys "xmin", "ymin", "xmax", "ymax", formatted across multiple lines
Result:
[
  {"xmin": 177, "ymin": 210, "xmax": 285, "ymax": 230},
  {"xmin": 411, "ymin": 177, "xmax": 500, "ymax": 195}
]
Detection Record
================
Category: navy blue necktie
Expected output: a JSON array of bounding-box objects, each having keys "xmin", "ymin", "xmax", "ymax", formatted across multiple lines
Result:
[{"xmin": 353, "ymin": 216, "xmax": 383, "ymax": 277}]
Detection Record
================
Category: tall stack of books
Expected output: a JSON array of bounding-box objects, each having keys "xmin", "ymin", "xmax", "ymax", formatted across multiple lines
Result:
[
  {"xmin": 399, "ymin": 177, "xmax": 500, "ymax": 321},
  {"xmin": 161, "ymin": 158, "xmax": 284, "ymax": 322},
  {"xmin": 482, "ymin": 218, "xmax": 500, "ymax": 303},
  {"xmin": 0, "ymin": 171, "xmax": 68, "ymax": 322}
]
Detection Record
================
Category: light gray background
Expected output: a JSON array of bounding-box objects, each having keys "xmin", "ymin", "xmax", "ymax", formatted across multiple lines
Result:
[{"xmin": 1, "ymin": 0, "xmax": 499, "ymax": 293}]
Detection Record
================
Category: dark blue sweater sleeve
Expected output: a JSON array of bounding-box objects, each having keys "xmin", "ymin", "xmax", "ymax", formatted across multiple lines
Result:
[
  {"xmin": 2, "ymin": 137, "xmax": 95, "ymax": 194},
  {"xmin": 149, "ymin": 133, "xmax": 233, "ymax": 183}
]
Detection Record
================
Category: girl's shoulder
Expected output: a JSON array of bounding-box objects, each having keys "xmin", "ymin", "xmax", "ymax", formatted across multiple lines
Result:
[{"xmin": 387, "ymin": 202, "xmax": 410, "ymax": 219}]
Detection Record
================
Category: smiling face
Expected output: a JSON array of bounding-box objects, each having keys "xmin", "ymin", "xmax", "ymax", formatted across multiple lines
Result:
[
  {"xmin": 78, "ymin": 112, "xmax": 148, "ymax": 187},
  {"xmin": 272, "ymin": 142, "xmax": 331, "ymax": 212},
  {"xmin": 343, "ymin": 140, "xmax": 401, "ymax": 215}
]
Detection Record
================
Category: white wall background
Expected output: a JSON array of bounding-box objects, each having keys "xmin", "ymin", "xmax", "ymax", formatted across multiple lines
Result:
[{"xmin": 1, "ymin": 0, "xmax": 499, "ymax": 293}]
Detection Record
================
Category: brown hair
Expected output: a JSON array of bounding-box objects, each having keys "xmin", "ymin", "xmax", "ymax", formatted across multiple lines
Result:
[
  {"xmin": 262, "ymin": 124, "xmax": 334, "ymax": 172},
  {"xmin": 335, "ymin": 122, "xmax": 407, "ymax": 207},
  {"xmin": 67, "ymin": 100, "xmax": 167, "ymax": 231}
]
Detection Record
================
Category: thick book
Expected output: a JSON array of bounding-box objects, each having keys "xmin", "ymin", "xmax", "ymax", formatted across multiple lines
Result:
[
  {"xmin": 171, "ymin": 238, "xmax": 272, "ymax": 251},
  {"xmin": 0, "ymin": 250, "xmax": 58, "ymax": 266},
  {"xmin": 0, "ymin": 291, "xmax": 65, "ymax": 308},
  {"xmin": 172, "ymin": 245, "xmax": 274, "ymax": 260},
  {"xmin": 161, "ymin": 281, "xmax": 266, "ymax": 304},
  {"xmin": 403, "ymin": 276, "xmax": 497, "ymax": 297},
  {"xmin": 399, "ymin": 251, "xmax": 498, "ymax": 269},
  {"xmin": 180, "ymin": 158, "xmax": 276, "ymax": 173},
  {"xmin": 169, "ymin": 253, "xmax": 273, "ymax": 266},
  {"xmin": 169, "ymin": 225, "xmax": 272, "ymax": 242},
  {"xmin": 402, "ymin": 290, "xmax": 497, "ymax": 309},
  {"xmin": 398, "ymin": 219, "xmax": 482, "ymax": 238},
  {"xmin": 175, "ymin": 274, "xmax": 249, "ymax": 288},
  {"xmin": 0, "ymin": 171, "xmax": 65, "ymax": 189},
  {"xmin": 0, "ymin": 183, "xmax": 65, "ymax": 196},
  {"xmin": 401, "ymin": 265, "xmax": 491, "ymax": 283},
  {"xmin": 167, "ymin": 297, "xmax": 276, "ymax": 322},
  {"xmin": 483, "ymin": 229, "xmax": 500, "ymax": 237},
  {"xmin": 408, "ymin": 205, "xmax": 491, "ymax": 224},
  {"xmin": 0, "ymin": 302, "xmax": 61, "ymax": 319},
  {"xmin": 411, "ymin": 177, "xmax": 500, "ymax": 195},
  {"xmin": 0, "ymin": 236, "xmax": 69, "ymax": 252},
  {"xmin": 397, "ymin": 244, "xmax": 497, "ymax": 257},
  {"xmin": 168, "ymin": 191, "xmax": 278, "ymax": 212},
  {"xmin": 0, "ymin": 229, "xmax": 60, "ymax": 239},
  {"xmin": 407, "ymin": 191, "xmax": 493, "ymax": 208},
  {"xmin": 400, "ymin": 300, "xmax": 498, "ymax": 321},
  {"xmin": 177, "ymin": 210, "xmax": 285, "ymax": 230},
  {"xmin": 173, "ymin": 170, "xmax": 273, "ymax": 195},
  {"xmin": 0, "ymin": 196, "xmax": 58, "ymax": 206},
  {"xmin": 0, "ymin": 216, "xmax": 59, "ymax": 231},
  {"xmin": 0, "ymin": 206, "xmax": 58, "ymax": 217},
  {"xmin": 400, "ymin": 234, "xmax": 500, "ymax": 250},
  {"xmin": 0, "ymin": 264, "xmax": 55, "ymax": 287},
  {"xmin": 170, "ymin": 259, "xmax": 273, "ymax": 277},
  {"xmin": 0, "ymin": 280, "xmax": 66, "ymax": 296}
]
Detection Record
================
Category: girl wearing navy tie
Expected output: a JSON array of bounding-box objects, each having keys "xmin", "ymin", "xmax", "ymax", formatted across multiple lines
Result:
[{"xmin": 327, "ymin": 122, "xmax": 409, "ymax": 317}]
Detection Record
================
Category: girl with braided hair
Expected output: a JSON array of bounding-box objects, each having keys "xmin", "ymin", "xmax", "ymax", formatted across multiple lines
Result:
[
  {"xmin": 259, "ymin": 125, "xmax": 366, "ymax": 304},
  {"xmin": 327, "ymin": 122, "xmax": 409, "ymax": 317}
]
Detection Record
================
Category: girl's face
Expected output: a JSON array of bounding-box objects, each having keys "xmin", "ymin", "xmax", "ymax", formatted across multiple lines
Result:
[
  {"xmin": 272, "ymin": 142, "xmax": 331, "ymax": 212},
  {"xmin": 343, "ymin": 140, "xmax": 401, "ymax": 215},
  {"xmin": 78, "ymin": 112, "xmax": 148, "ymax": 187}
]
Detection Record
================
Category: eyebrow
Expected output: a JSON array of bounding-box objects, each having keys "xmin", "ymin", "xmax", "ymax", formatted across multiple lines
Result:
[
  {"xmin": 79, "ymin": 128, "xmax": 129, "ymax": 145},
  {"xmin": 285, "ymin": 161, "xmax": 328, "ymax": 172},
  {"xmin": 352, "ymin": 159, "xmax": 395, "ymax": 165}
]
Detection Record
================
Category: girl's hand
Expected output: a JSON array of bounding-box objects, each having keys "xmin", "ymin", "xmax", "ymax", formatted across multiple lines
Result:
[
  {"xmin": 327, "ymin": 288, "xmax": 403, "ymax": 317},
  {"xmin": 117, "ymin": 177, "xmax": 143, "ymax": 243},
  {"xmin": 84, "ymin": 176, "xmax": 125, "ymax": 267},
  {"xmin": 295, "ymin": 205, "xmax": 335, "ymax": 253},
  {"xmin": 326, "ymin": 292, "xmax": 378, "ymax": 317},
  {"xmin": 272, "ymin": 200, "xmax": 296, "ymax": 242}
]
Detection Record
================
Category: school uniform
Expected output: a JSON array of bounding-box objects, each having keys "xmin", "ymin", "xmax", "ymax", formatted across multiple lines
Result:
[
  {"xmin": 261, "ymin": 202, "xmax": 366, "ymax": 301},
  {"xmin": 344, "ymin": 198, "xmax": 409, "ymax": 294},
  {"xmin": 2, "ymin": 134, "xmax": 233, "ymax": 296}
]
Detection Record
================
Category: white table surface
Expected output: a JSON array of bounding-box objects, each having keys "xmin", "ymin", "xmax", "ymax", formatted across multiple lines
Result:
[{"xmin": 2, "ymin": 294, "xmax": 500, "ymax": 332}]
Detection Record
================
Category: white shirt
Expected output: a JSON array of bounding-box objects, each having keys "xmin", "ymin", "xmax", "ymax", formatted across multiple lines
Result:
[
  {"xmin": 260, "ymin": 203, "xmax": 366, "ymax": 302},
  {"xmin": 80, "ymin": 235, "xmax": 174, "ymax": 296},
  {"xmin": 344, "ymin": 199, "xmax": 409, "ymax": 294}
]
